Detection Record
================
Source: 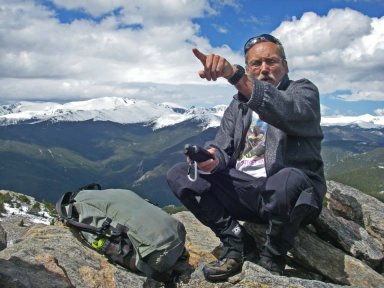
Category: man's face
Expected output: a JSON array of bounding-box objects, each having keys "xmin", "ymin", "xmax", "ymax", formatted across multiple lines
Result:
[{"xmin": 245, "ymin": 42, "xmax": 288, "ymax": 87}]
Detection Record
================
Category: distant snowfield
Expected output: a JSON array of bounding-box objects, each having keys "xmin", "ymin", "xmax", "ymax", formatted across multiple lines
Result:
[
  {"xmin": 321, "ymin": 114, "xmax": 384, "ymax": 128},
  {"xmin": 0, "ymin": 189, "xmax": 54, "ymax": 226},
  {"xmin": 0, "ymin": 97, "xmax": 383, "ymax": 129},
  {"xmin": 1, "ymin": 203, "xmax": 53, "ymax": 225}
]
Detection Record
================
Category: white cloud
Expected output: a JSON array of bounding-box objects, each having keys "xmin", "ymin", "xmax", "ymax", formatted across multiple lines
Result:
[
  {"xmin": 213, "ymin": 24, "xmax": 228, "ymax": 34},
  {"xmin": 0, "ymin": 0, "xmax": 210, "ymax": 82},
  {"xmin": 374, "ymin": 108, "xmax": 384, "ymax": 115},
  {"xmin": 0, "ymin": 0, "xmax": 243, "ymax": 106},
  {"xmin": 274, "ymin": 8, "xmax": 384, "ymax": 102},
  {"xmin": 336, "ymin": 89, "xmax": 384, "ymax": 101},
  {"xmin": 0, "ymin": 1, "xmax": 382, "ymax": 108},
  {"xmin": 320, "ymin": 104, "xmax": 329, "ymax": 115},
  {"xmin": 51, "ymin": 0, "xmax": 215, "ymax": 21}
]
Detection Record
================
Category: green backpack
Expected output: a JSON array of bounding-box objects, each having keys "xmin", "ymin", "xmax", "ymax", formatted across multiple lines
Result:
[{"xmin": 56, "ymin": 184, "xmax": 187, "ymax": 282}]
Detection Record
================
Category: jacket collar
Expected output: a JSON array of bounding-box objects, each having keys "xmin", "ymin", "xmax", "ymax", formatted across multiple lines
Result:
[{"xmin": 276, "ymin": 74, "xmax": 290, "ymax": 90}]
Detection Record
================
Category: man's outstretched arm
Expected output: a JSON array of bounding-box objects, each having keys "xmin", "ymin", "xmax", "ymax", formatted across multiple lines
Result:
[{"xmin": 192, "ymin": 48, "xmax": 253, "ymax": 100}]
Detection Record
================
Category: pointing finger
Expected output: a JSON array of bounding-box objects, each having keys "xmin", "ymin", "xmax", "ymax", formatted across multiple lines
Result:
[{"xmin": 192, "ymin": 48, "xmax": 207, "ymax": 64}]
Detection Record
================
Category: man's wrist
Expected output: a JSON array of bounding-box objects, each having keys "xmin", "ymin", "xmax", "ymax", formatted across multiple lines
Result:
[{"xmin": 228, "ymin": 65, "xmax": 245, "ymax": 85}]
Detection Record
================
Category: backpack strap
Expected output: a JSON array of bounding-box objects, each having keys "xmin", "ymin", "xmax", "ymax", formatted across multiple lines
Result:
[
  {"xmin": 65, "ymin": 217, "xmax": 112, "ymax": 235},
  {"xmin": 55, "ymin": 189, "xmax": 112, "ymax": 235},
  {"xmin": 55, "ymin": 191, "xmax": 75, "ymax": 220}
]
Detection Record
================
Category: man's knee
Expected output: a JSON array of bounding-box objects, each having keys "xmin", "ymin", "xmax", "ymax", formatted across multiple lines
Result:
[
  {"xmin": 277, "ymin": 167, "xmax": 308, "ymax": 185},
  {"xmin": 264, "ymin": 167, "xmax": 312, "ymax": 216},
  {"xmin": 166, "ymin": 162, "xmax": 187, "ymax": 183},
  {"xmin": 166, "ymin": 162, "xmax": 189, "ymax": 199}
]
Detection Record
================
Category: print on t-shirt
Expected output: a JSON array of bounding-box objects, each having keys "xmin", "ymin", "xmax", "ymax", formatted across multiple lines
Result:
[{"xmin": 236, "ymin": 112, "xmax": 267, "ymax": 178}]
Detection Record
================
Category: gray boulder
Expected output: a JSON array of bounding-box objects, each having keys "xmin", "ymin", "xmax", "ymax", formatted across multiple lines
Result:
[
  {"xmin": 0, "ymin": 223, "xmax": 6, "ymax": 252},
  {"xmin": 0, "ymin": 224, "xmax": 147, "ymax": 288},
  {"xmin": 315, "ymin": 207, "xmax": 383, "ymax": 269},
  {"xmin": 326, "ymin": 181, "xmax": 384, "ymax": 246}
]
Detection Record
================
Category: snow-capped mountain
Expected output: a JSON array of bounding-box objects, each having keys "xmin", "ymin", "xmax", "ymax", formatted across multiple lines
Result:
[
  {"xmin": 321, "ymin": 114, "xmax": 384, "ymax": 129},
  {"xmin": 0, "ymin": 97, "xmax": 226, "ymax": 130},
  {"xmin": 0, "ymin": 97, "xmax": 383, "ymax": 208},
  {"xmin": 1, "ymin": 97, "xmax": 382, "ymax": 129}
]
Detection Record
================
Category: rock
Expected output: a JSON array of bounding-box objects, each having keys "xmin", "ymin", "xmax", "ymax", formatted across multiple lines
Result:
[
  {"xmin": 315, "ymin": 207, "xmax": 383, "ymax": 269},
  {"xmin": 0, "ymin": 214, "xmax": 38, "ymax": 246},
  {"xmin": 240, "ymin": 261, "xmax": 346, "ymax": 288},
  {"xmin": 326, "ymin": 181, "xmax": 384, "ymax": 247},
  {"xmin": 0, "ymin": 213, "xmax": 347, "ymax": 288},
  {"xmin": 0, "ymin": 257, "xmax": 72, "ymax": 288},
  {"xmin": 179, "ymin": 261, "xmax": 346, "ymax": 288},
  {"xmin": 245, "ymin": 220, "xmax": 384, "ymax": 287},
  {"xmin": 292, "ymin": 227, "xmax": 384, "ymax": 287},
  {"xmin": 0, "ymin": 181, "xmax": 383, "ymax": 287},
  {"xmin": 173, "ymin": 211, "xmax": 220, "ymax": 267},
  {"xmin": 0, "ymin": 224, "xmax": 147, "ymax": 288},
  {"xmin": 0, "ymin": 223, "xmax": 6, "ymax": 251}
]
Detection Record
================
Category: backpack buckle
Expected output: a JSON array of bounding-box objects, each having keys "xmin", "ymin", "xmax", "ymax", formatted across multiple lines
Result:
[{"xmin": 97, "ymin": 217, "xmax": 112, "ymax": 235}]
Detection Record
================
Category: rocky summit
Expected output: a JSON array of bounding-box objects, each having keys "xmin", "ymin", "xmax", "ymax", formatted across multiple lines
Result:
[{"xmin": 0, "ymin": 181, "xmax": 383, "ymax": 288}]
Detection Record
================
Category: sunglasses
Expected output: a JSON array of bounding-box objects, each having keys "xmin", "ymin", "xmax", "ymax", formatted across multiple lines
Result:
[{"xmin": 244, "ymin": 34, "xmax": 283, "ymax": 55}]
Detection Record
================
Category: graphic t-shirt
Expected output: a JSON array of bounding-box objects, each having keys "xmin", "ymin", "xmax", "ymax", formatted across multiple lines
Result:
[{"xmin": 236, "ymin": 112, "xmax": 267, "ymax": 178}]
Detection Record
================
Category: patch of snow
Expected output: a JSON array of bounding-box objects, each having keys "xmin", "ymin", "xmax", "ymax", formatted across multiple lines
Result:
[{"xmin": 1, "ymin": 203, "xmax": 53, "ymax": 225}]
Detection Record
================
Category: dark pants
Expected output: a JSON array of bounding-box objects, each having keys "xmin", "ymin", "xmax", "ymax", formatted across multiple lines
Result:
[{"xmin": 166, "ymin": 163, "xmax": 319, "ymax": 256}]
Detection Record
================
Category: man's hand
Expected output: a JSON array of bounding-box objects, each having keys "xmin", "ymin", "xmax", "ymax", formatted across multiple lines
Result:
[
  {"xmin": 192, "ymin": 48, "xmax": 234, "ymax": 81},
  {"xmin": 196, "ymin": 148, "xmax": 219, "ymax": 173}
]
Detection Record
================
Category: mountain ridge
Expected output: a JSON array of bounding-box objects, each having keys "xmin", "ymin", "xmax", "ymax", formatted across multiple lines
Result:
[
  {"xmin": 1, "ymin": 97, "xmax": 383, "ymax": 129},
  {"xmin": 0, "ymin": 97, "xmax": 226, "ymax": 130},
  {"xmin": 0, "ymin": 97, "xmax": 383, "ymax": 206}
]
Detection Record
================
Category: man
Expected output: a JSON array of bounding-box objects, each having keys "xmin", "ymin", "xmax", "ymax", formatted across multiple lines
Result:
[{"xmin": 167, "ymin": 34, "xmax": 326, "ymax": 281}]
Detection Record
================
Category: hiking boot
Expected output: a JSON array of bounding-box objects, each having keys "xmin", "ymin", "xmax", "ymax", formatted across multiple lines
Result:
[
  {"xmin": 257, "ymin": 246, "xmax": 286, "ymax": 275},
  {"xmin": 203, "ymin": 232, "xmax": 258, "ymax": 281},
  {"xmin": 203, "ymin": 220, "xmax": 259, "ymax": 281},
  {"xmin": 203, "ymin": 257, "xmax": 243, "ymax": 281}
]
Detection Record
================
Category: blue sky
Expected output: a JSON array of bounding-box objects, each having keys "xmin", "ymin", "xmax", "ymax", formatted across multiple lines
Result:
[
  {"xmin": 0, "ymin": 0, "xmax": 383, "ymax": 116},
  {"xmin": 196, "ymin": 1, "xmax": 384, "ymax": 50}
]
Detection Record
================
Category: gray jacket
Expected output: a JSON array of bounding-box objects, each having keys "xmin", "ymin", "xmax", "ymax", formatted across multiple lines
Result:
[{"xmin": 207, "ymin": 75, "xmax": 327, "ymax": 209}]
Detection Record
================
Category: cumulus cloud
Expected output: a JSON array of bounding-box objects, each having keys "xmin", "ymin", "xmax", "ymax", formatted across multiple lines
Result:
[
  {"xmin": 320, "ymin": 104, "xmax": 330, "ymax": 115},
  {"xmin": 0, "ymin": 0, "xmax": 242, "ymax": 105},
  {"xmin": 51, "ymin": 0, "xmax": 214, "ymax": 21},
  {"xmin": 213, "ymin": 24, "xmax": 228, "ymax": 34},
  {"xmin": 374, "ymin": 108, "xmax": 384, "ymax": 115},
  {"xmin": 274, "ymin": 8, "xmax": 384, "ymax": 101},
  {"xmin": 0, "ymin": 1, "xmax": 383, "ymax": 108},
  {"xmin": 0, "ymin": 0, "xmax": 213, "ymax": 83}
]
